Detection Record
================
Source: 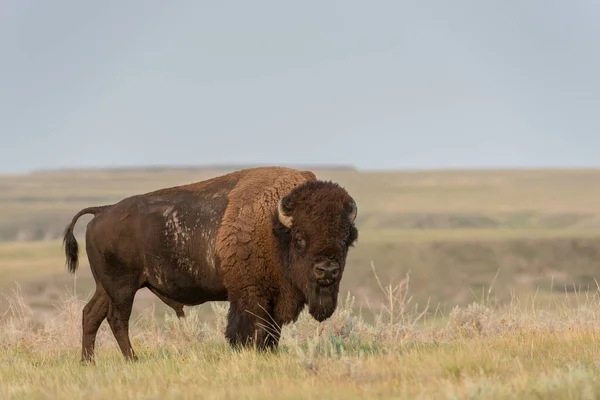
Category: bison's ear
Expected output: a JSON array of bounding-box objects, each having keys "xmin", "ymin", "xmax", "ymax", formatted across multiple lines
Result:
[
  {"xmin": 277, "ymin": 197, "xmax": 293, "ymax": 228},
  {"xmin": 348, "ymin": 199, "xmax": 357, "ymax": 222}
]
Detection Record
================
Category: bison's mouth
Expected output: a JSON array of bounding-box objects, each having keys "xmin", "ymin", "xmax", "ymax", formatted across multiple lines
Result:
[
  {"xmin": 306, "ymin": 284, "xmax": 339, "ymax": 322},
  {"xmin": 316, "ymin": 277, "xmax": 336, "ymax": 287}
]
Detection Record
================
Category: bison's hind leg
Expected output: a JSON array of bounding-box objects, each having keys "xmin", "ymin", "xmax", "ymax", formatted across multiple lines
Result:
[
  {"xmin": 81, "ymin": 285, "xmax": 109, "ymax": 365},
  {"xmin": 85, "ymin": 245, "xmax": 141, "ymax": 362},
  {"xmin": 104, "ymin": 285, "xmax": 139, "ymax": 362}
]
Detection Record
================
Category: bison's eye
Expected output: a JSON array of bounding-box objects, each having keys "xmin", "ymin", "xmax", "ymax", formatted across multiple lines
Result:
[
  {"xmin": 294, "ymin": 236, "xmax": 306, "ymax": 251},
  {"xmin": 344, "ymin": 226, "xmax": 358, "ymax": 247}
]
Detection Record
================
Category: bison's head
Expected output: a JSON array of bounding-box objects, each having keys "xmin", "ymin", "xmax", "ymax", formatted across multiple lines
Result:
[{"xmin": 273, "ymin": 180, "xmax": 358, "ymax": 322}]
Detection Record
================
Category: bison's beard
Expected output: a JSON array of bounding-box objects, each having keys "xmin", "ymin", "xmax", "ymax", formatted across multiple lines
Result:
[{"xmin": 306, "ymin": 284, "xmax": 340, "ymax": 322}]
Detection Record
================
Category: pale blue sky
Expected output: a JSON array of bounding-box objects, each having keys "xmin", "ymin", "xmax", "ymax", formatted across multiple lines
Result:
[{"xmin": 1, "ymin": 0, "xmax": 599, "ymax": 173}]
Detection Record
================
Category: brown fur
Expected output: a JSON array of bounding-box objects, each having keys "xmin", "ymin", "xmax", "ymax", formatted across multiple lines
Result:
[{"xmin": 62, "ymin": 166, "xmax": 358, "ymax": 363}]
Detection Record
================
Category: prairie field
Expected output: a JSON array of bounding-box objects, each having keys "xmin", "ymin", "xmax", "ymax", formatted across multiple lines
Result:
[
  {"xmin": 2, "ymin": 166, "xmax": 600, "ymax": 398},
  {"xmin": 3, "ymin": 271, "xmax": 600, "ymax": 399}
]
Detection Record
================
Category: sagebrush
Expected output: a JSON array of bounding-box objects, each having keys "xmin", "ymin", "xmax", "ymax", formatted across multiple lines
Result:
[{"xmin": 3, "ymin": 269, "xmax": 600, "ymax": 399}]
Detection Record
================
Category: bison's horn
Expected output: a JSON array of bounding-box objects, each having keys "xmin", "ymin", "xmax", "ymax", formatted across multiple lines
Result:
[
  {"xmin": 277, "ymin": 198, "xmax": 293, "ymax": 228},
  {"xmin": 348, "ymin": 199, "xmax": 357, "ymax": 222}
]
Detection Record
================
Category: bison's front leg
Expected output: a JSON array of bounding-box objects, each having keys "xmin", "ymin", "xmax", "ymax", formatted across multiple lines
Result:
[{"xmin": 225, "ymin": 296, "xmax": 280, "ymax": 352}]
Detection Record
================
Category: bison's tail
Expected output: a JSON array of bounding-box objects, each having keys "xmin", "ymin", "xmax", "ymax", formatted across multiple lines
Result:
[{"xmin": 63, "ymin": 205, "xmax": 112, "ymax": 274}]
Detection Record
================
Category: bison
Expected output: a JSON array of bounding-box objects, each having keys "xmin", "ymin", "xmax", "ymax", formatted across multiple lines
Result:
[{"xmin": 62, "ymin": 166, "xmax": 358, "ymax": 363}]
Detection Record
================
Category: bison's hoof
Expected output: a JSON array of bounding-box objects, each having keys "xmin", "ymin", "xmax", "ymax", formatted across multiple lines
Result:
[{"xmin": 80, "ymin": 358, "xmax": 95, "ymax": 366}]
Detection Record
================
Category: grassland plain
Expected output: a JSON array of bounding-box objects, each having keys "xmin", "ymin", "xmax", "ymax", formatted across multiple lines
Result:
[
  {"xmin": 3, "ymin": 167, "xmax": 600, "ymax": 398},
  {"xmin": 2, "ymin": 167, "xmax": 600, "ymax": 322},
  {"xmin": 4, "ymin": 166, "xmax": 600, "ymax": 241},
  {"xmin": 3, "ymin": 270, "xmax": 600, "ymax": 399}
]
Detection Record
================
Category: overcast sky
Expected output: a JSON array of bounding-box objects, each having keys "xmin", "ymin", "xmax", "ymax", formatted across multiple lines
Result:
[{"xmin": 1, "ymin": 0, "xmax": 599, "ymax": 173}]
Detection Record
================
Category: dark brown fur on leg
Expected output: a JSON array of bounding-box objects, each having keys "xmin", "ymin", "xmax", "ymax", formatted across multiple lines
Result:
[
  {"xmin": 225, "ymin": 302, "xmax": 255, "ymax": 349},
  {"xmin": 225, "ymin": 298, "xmax": 278, "ymax": 352},
  {"xmin": 81, "ymin": 286, "xmax": 109, "ymax": 365},
  {"xmin": 105, "ymin": 290, "xmax": 138, "ymax": 362}
]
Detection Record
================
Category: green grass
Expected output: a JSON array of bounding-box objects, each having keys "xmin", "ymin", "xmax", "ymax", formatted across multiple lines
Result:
[{"xmin": 5, "ymin": 334, "xmax": 600, "ymax": 399}]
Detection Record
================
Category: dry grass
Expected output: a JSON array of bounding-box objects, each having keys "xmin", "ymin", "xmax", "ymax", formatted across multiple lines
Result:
[
  {"xmin": 4, "ymin": 167, "xmax": 600, "ymax": 316},
  {"xmin": 2, "ymin": 269, "xmax": 600, "ymax": 399},
  {"xmin": 4, "ymin": 233, "xmax": 600, "ymax": 327},
  {"xmin": 3, "ymin": 167, "xmax": 600, "ymax": 397},
  {"xmin": 5, "ymin": 167, "xmax": 600, "ymax": 241}
]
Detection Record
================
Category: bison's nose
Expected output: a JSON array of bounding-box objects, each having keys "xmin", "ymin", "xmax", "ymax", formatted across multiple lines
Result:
[{"xmin": 314, "ymin": 261, "xmax": 340, "ymax": 285}]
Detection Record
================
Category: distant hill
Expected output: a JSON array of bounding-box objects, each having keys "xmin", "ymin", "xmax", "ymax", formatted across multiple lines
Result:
[{"xmin": 27, "ymin": 163, "xmax": 358, "ymax": 175}]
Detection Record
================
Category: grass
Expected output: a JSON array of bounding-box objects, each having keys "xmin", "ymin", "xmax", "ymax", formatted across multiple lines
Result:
[
  {"xmin": 3, "ymin": 166, "xmax": 600, "ymax": 396},
  {"xmin": 4, "ymin": 167, "xmax": 600, "ymax": 241},
  {"xmin": 3, "ymin": 268, "xmax": 600, "ymax": 399},
  {"xmin": 0, "ymin": 229, "xmax": 600, "ymax": 326},
  {"xmin": 3, "ymin": 232, "xmax": 600, "ymax": 327},
  {"xmin": 357, "ymin": 228, "xmax": 600, "ymax": 242}
]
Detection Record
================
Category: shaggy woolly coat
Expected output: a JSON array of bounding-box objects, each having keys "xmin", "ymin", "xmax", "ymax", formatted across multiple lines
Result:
[{"xmin": 64, "ymin": 166, "xmax": 359, "ymax": 361}]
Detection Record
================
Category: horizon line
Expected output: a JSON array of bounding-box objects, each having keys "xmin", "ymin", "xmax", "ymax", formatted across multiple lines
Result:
[{"xmin": 4, "ymin": 163, "xmax": 600, "ymax": 176}]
